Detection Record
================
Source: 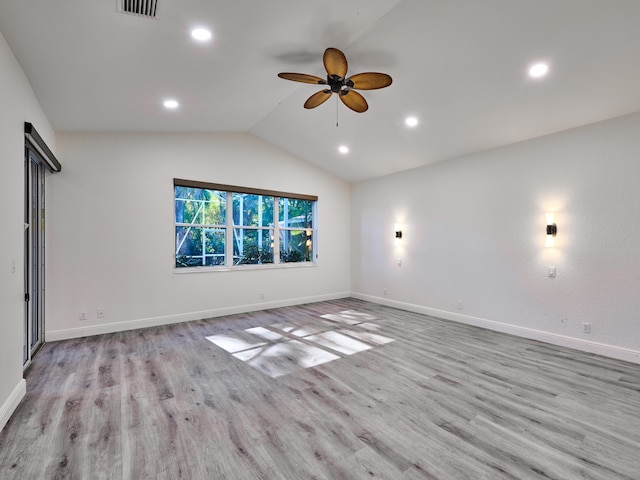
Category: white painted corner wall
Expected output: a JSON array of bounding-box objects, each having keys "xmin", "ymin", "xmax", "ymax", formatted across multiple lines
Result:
[
  {"xmin": 351, "ymin": 112, "xmax": 640, "ymax": 364},
  {"xmin": 46, "ymin": 132, "xmax": 351, "ymax": 340},
  {"xmin": 0, "ymin": 30, "xmax": 55, "ymax": 431}
]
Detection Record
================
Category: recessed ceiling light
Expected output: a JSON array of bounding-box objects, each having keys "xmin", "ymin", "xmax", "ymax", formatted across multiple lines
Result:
[
  {"xmin": 191, "ymin": 28, "xmax": 212, "ymax": 42},
  {"xmin": 163, "ymin": 99, "xmax": 179, "ymax": 109},
  {"xmin": 528, "ymin": 62, "xmax": 549, "ymax": 78},
  {"xmin": 405, "ymin": 116, "xmax": 419, "ymax": 127},
  {"xmin": 338, "ymin": 145, "xmax": 349, "ymax": 154}
]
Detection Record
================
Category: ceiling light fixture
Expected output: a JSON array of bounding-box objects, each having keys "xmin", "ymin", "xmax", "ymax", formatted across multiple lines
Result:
[
  {"xmin": 278, "ymin": 47, "xmax": 392, "ymax": 113},
  {"xmin": 405, "ymin": 116, "xmax": 418, "ymax": 127},
  {"xmin": 338, "ymin": 145, "xmax": 349, "ymax": 154},
  {"xmin": 528, "ymin": 62, "xmax": 549, "ymax": 78},
  {"xmin": 163, "ymin": 99, "xmax": 179, "ymax": 109},
  {"xmin": 191, "ymin": 28, "xmax": 212, "ymax": 42}
]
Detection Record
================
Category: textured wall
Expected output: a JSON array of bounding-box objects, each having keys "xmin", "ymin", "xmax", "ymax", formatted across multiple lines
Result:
[{"xmin": 351, "ymin": 112, "xmax": 640, "ymax": 362}]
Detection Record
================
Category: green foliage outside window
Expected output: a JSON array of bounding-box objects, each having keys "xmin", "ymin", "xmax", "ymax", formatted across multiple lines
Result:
[
  {"xmin": 279, "ymin": 198, "xmax": 313, "ymax": 263},
  {"xmin": 175, "ymin": 187, "xmax": 226, "ymax": 266},
  {"xmin": 175, "ymin": 184, "xmax": 315, "ymax": 268}
]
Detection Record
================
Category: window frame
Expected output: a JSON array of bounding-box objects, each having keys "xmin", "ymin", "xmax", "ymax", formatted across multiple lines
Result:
[{"xmin": 174, "ymin": 178, "xmax": 318, "ymax": 271}]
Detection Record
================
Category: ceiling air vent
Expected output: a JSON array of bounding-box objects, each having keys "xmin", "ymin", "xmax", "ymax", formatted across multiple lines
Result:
[{"xmin": 118, "ymin": 0, "xmax": 158, "ymax": 19}]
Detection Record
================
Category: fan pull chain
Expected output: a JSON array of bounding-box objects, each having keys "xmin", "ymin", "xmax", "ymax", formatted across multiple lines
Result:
[{"xmin": 336, "ymin": 94, "xmax": 339, "ymax": 127}]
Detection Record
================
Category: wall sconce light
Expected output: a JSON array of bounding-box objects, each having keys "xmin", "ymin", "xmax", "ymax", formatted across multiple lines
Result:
[
  {"xmin": 394, "ymin": 223, "xmax": 403, "ymax": 243},
  {"xmin": 545, "ymin": 214, "xmax": 557, "ymax": 247}
]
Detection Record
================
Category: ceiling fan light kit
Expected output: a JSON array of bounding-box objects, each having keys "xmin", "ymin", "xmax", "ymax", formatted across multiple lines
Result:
[{"xmin": 278, "ymin": 47, "xmax": 392, "ymax": 113}]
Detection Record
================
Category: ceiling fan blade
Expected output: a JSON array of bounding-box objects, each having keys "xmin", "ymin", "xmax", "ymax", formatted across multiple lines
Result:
[
  {"xmin": 347, "ymin": 72, "xmax": 393, "ymax": 90},
  {"xmin": 340, "ymin": 90, "xmax": 368, "ymax": 113},
  {"xmin": 304, "ymin": 90, "xmax": 332, "ymax": 109},
  {"xmin": 278, "ymin": 73, "xmax": 326, "ymax": 85},
  {"xmin": 323, "ymin": 48, "xmax": 348, "ymax": 78}
]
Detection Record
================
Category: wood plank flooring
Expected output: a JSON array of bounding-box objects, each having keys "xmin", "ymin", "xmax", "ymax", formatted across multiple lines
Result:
[{"xmin": 1, "ymin": 298, "xmax": 639, "ymax": 479}]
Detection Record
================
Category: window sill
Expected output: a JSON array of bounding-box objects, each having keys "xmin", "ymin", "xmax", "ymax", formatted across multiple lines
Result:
[{"xmin": 173, "ymin": 261, "xmax": 317, "ymax": 274}]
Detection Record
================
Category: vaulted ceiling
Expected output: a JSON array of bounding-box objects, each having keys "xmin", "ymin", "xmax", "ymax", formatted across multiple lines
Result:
[{"xmin": 2, "ymin": 0, "xmax": 640, "ymax": 182}]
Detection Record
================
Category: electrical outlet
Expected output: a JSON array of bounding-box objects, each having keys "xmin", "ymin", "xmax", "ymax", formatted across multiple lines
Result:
[
  {"xmin": 583, "ymin": 323, "xmax": 591, "ymax": 334},
  {"xmin": 384, "ymin": 288, "xmax": 388, "ymax": 296},
  {"xmin": 79, "ymin": 311, "xmax": 88, "ymax": 321},
  {"xmin": 456, "ymin": 300, "xmax": 463, "ymax": 310},
  {"xmin": 259, "ymin": 292, "xmax": 265, "ymax": 300}
]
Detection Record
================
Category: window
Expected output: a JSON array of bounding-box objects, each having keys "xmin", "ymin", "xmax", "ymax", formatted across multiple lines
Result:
[
  {"xmin": 174, "ymin": 186, "xmax": 226, "ymax": 267},
  {"xmin": 174, "ymin": 179, "xmax": 317, "ymax": 269},
  {"xmin": 233, "ymin": 192, "xmax": 274, "ymax": 265},
  {"xmin": 279, "ymin": 197, "xmax": 314, "ymax": 263}
]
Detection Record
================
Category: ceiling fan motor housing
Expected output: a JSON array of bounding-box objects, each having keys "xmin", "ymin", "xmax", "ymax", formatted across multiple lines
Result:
[{"xmin": 328, "ymin": 74, "xmax": 347, "ymax": 93}]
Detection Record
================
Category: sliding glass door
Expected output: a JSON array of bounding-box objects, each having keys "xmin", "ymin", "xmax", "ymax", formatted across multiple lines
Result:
[{"xmin": 24, "ymin": 147, "xmax": 46, "ymax": 367}]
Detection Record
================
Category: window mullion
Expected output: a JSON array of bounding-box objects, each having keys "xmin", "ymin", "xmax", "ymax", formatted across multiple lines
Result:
[
  {"xmin": 273, "ymin": 197, "xmax": 280, "ymax": 263},
  {"xmin": 200, "ymin": 198, "xmax": 206, "ymax": 266},
  {"xmin": 226, "ymin": 191, "xmax": 233, "ymax": 266},
  {"xmin": 258, "ymin": 196, "xmax": 263, "ymax": 251}
]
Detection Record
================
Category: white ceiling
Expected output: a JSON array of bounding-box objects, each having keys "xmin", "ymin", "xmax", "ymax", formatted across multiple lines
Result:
[{"xmin": 2, "ymin": 0, "xmax": 640, "ymax": 182}]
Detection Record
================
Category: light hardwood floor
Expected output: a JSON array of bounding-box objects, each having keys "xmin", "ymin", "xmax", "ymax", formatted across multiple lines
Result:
[{"xmin": 1, "ymin": 298, "xmax": 639, "ymax": 479}]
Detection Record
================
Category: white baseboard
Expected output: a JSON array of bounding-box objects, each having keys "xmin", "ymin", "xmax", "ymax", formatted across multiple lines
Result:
[
  {"xmin": 46, "ymin": 292, "xmax": 350, "ymax": 342},
  {"xmin": 352, "ymin": 292, "xmax": 640, "ymax": 365},
  {"xmin": 0, "ymin": 379, "xmax": 26, "ymax": 433}
]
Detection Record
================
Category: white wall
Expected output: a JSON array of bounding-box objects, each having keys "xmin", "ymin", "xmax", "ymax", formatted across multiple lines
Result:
[
  {"xmin": 47, "ymin": 132, "xmax": 350, "ymax": 339},
  {"xmin": 352, "ymin": 112, "xmax": 640, "ymax": 363},
  {"xmin": 0, "ymin": 31, "xmax": 56, "ymax": 430}
]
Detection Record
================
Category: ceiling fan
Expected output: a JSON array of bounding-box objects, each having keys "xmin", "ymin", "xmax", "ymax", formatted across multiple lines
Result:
[{"xmin": 278, "ymin": 47, "xmax": 392, "ymax": 113}]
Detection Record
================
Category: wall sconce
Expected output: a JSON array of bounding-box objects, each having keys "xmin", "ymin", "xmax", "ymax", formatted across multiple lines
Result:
[
  {"xmin": 394, "ymin": 223, "xmax": 403, "ymax": 244},
  {"xmin": 545, "ymin": 214, "xmax": 557, "ymax": 247}
]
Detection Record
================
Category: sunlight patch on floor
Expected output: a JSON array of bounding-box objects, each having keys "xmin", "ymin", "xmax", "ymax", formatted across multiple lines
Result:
[
  {"xmin": 304, "ymin": 331, "xmax": 372, "ymax": 355},
  {"xmin": 204, "ymin": 333, "xmax": 266, "ymax": 354},
  {"xmin": 206, "ymin": 310, "xmax": 395, "ymax": 378},
  {"xmin": 232, "ymin": 340, "xmax": 339, "ymax": 378}
]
